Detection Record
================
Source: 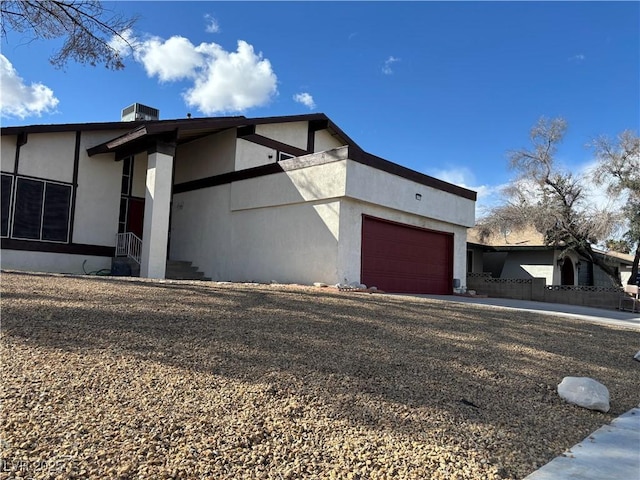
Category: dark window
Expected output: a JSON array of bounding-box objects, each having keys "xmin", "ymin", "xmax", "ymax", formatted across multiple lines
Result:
[
  {"xmin": 11, "ymin": 177, "xmax": 72, "ymax": 243},
  {"xmin": 121, "ymin": 156, "xmax": 132, "ymax": 195},
  {"xmin": 13, "ymin": 178, "xmax": 44, "ymax": 239},
  {"xmin": 42, "ymin": 183, "xmax": 71, "ymax": 242},
  {"xmin": 278, "ymin": 152, "xmax": 295, "ymax": 162},
  {"xmin": 118, "ymin": 197, "xmax": 128, "ymax": 233},
  {"xmin": 1, "ymin": 174, "xmax": 13, "ymax": 237}
]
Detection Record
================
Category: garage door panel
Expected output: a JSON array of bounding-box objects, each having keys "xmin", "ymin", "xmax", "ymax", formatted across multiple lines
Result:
[{"xmin": 361, "ymin": 216, "xmax": 452, "ymax": 294}]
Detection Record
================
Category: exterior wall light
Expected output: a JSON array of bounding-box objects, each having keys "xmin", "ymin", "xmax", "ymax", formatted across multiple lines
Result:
[{"xmin": 415, "ymin": 193, "xmax": 422, "ymax": 201}]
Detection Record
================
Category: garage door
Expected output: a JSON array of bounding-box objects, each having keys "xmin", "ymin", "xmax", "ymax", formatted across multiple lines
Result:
[{"xmin": 361, "ymin": 216, "xmax": 453, "ymax": 294}]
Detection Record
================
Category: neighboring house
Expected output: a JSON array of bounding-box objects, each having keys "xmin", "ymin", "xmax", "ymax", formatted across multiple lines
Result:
[
  {"xmin": 1, "ymin": 106, "xmax": 476, "ymax": 294},
  {"xmin": 467, "ymin": 226, "xmax": 634, "ymax": 287}
]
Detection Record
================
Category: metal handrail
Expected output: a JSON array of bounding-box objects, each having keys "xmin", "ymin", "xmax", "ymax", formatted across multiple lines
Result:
[{"xmin": 116, "ymin": 232, "xmax": 142, "ymax": 265}]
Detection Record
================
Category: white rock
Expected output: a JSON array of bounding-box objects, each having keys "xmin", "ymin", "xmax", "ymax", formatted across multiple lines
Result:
[
  {"xmin": 634, "ymin": 351, "xmax": 640, "ymax": 362},
  {"xmin": 369, "ymin": 286, "xmax": 378, "ymax": 291},
  {"xmin": 557, "ymin": 377, "xmax": 610, "ymax": 413},
  {"xmin": 313, "ymin": 282, "xmax": 328, "ymax": 288}
]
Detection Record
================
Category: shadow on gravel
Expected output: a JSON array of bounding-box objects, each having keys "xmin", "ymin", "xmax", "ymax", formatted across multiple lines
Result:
[{"xmin": 3, "ymin": 271, "xmax": 640, "ymax": 478}]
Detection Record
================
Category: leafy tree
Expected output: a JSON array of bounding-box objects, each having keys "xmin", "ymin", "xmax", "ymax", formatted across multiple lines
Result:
[
  {"xmin": 605, "ymin": 239, "xmax": 633, "ymax": 255},
  {"xmin": 592, "ymin": 130, "xmax": 640, "ymax": 285},
  {"xmin": 476, "ymin": 117, "xmax": 624, "ymax": 286},
  {"xmin": 1, "ymin": 0, "xmax": 136, "ymax": 69}
]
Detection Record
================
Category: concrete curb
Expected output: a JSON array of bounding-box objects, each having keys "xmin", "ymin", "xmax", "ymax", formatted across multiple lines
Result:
[{"xmin": 524, "ymin": 406, "xmax": 640, "ymax": 479}]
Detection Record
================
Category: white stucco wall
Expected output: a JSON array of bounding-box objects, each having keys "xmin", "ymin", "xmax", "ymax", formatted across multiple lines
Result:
[
  {"xmin": 228, "ymin": 200, "xmax": 340, "ymax": 284},
  {"xmin": 16, "ymin": 132, "xmax": 76, "ymax": 183},
  {"xmin": 345, "ymin": 160, "xmax": 476, "ymax": 228},
  {"xmin": 501, "ymin": 250, "xmax": 555, "ymax": 284},
  {"xmin": 4, "ymin": 122, "xmax": 479, "ymax": 287},
  {"xmin": 230, "ymin": 158, "xmax": 347, "ymax": 211},
  {"xmin": 170, "ymin": 184, "xmax": 232, "ymax": 280},
  {"xmin": 336, "ymin": 198, "xmax": 469, "ymax": 286},
  {"xmin": 1, "ymin": 129, "xmax": 126, "ymax": 275},
  {"xmin": 169, "ymin": 147, "xmax": 476, "ymax": 288},
  {"xmin": 467, "ymin": 246, "xmax": 484, "ymax": 274},
  {"xmin": 174, "ymin": 129, "xmax": 236, "ymax": 184},
  {"xmin": 314, "ymin": 129, "xmax": 344, "ymax": 153},
  {"xmin": 1, "ymin": 136, "xmax": 16, "ymax": 172},
  {"xmin": 73, "ymin": 131, "xmax": 124, "ymax": 246},
  {"xmin": 235, "ymin": 138, "xmax": 276, "ymax": 170},
  {"xmin": 1, "ymin": 250, "xmax": 111, "ymax": 274},
  {"xmin": 171, "ymin": 157, "xmax": 347, "ymax": 283},
  {"xmin": 140, "ymin": 151, "xmax": 173, "ymax": 279},
  {"xmin": 131, "ymin": 152, "xmax": 148, "ymax": 198},
  {"xmin": 255, "ymin": 121, "xmax": 308, "ymax": 150}
]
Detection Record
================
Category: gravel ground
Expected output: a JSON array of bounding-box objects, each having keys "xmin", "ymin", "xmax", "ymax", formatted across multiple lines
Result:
[{"xmin": 1, "ymin": 271, "xmax": 638, "ymax": 480}]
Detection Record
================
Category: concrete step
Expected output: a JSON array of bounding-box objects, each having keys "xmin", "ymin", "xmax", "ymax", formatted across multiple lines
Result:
[
  {"xmin": 112, "ymin": 258, "xmax": 210, "ymax": 281},
  {"xmin": 165, "ymin": 260, "xmax": 210, "ymax": 281},
  {"xmin": 111, "ymin": 257, "xmax": 140, "ymax": 277}
]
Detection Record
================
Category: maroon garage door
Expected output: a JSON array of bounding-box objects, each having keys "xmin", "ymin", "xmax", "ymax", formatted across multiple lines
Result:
[{"xmin": 361, "ymin": 216, "xmax": 453, "ymax": 294}]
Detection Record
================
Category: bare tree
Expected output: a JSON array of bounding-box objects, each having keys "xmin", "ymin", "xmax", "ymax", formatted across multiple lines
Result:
[
  {"xmin": 477, "ymin": 117, "xmax": 623, "ymax": 286},
  {"xmin": 1, "ymin": 0, "xmax": 137, "ymax": 69},
  {"xmin": 592, "ymin": 130, "xmax": 640, "ymax": 285}
]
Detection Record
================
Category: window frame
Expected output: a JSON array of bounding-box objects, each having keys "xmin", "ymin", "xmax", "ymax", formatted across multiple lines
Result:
[
  {"xmin": 277, "ymin": 151, "xmax": 295, "ymax": 162},
  {"xmin": 6, "ymin": 174, "xmax": 73, "ymax": 244},
  {"xmin": 1, "ymin": 173, "xmax": 14, "ymax": 238}
]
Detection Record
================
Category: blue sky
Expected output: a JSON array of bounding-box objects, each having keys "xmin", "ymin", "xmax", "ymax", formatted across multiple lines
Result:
[{"xmin": 1, "ymin": 1, "xmax": 638, "ymax": 214}]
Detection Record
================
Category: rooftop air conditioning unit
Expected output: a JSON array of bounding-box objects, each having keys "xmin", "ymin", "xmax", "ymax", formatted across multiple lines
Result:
[{"xmin": 121, "ymin": 103, "xmax": 159, "ymax": 121}]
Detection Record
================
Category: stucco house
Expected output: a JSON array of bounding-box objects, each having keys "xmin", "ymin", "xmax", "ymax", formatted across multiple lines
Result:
[
  {"xmin": 467, "ymin": 226, "xmax": 634, "ymax": 287},
  {"xmin": 1, "ymin": 107, "xmax": 476, "ymax": 294}
]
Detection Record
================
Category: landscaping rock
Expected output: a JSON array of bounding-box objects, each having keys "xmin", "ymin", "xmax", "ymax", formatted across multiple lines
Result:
[
  {"xmin": 557, "ymin": 377, "xmax": 610, "ymax": 413},
  {"xmin": 634, "ymin": 350, "xmax": 640, "ymax": 362},
  {"xmin": 2, "ymin": 272, "xmax": 637, "ymax": 480}
]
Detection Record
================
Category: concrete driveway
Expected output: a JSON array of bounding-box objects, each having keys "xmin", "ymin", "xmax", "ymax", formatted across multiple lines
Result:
[{"xmin": 405, "ymin": 294, "xmax": 640, "ymax": 330}]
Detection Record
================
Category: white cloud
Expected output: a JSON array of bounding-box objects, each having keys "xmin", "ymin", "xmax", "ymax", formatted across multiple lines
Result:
[
  {"xmin": 109, "ymin": 30, "xmax": 278, "ymax": 114},
  {"xmin": 108, "ymin": 28, "xmax": 139, "ymax": 58},
  {"xmin": 0, "ymin": 54, "xmax": 59, "ymax": 119},
  {"xmin": 569, "ymin": 53, "xmax": 586, "ymax": 63},
  {"xmin": 205, "ymin": 14, "xmax": 220, "ymax": 33},
  {"xmin": 382, "ymin": 56, "xmax": 400, "ymax": 75},
  {"xmin": 427, "ymin": 166, "xmax": 505, "ymax": 218},
  {"xmin": 135, "ymin": 35, "xmax": 204, "ymax": 82},
  {"xmin": 293, "ymin": 92, "xmax": 316, "ymax": 109},
  {"xmin": 183, "ymin": 40, "xmax": 277, "ymax": 114}
]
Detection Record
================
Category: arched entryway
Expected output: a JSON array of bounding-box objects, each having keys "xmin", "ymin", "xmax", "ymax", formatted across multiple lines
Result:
[{"xmin": 561, "ymin": 258, "xmax": 575, "ymax": 285}]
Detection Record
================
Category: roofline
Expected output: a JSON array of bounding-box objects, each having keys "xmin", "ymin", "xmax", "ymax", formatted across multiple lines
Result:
[
  {"xmin": 349, "ymin": 147, "xmax": 477, "ymax": 201},
  {"xmin": 2, "ymin": 112, "xmax": 477, "ymax": 201},
  {"xmin": 1, "ymin": 119, "xmax": 148, "ymax": 135},
  {"xmin": 0, "ymin": 113, "xmax": 331, "ymax": 136},
  {"xmin": 466, "ymin": 242, "xmax": 634, "ymax": 264}
]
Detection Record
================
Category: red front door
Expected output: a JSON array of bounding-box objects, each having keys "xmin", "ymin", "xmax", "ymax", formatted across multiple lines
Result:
[{"xmin": 127, "ymin": 198, "xmax": 145, "ymax": 239}]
